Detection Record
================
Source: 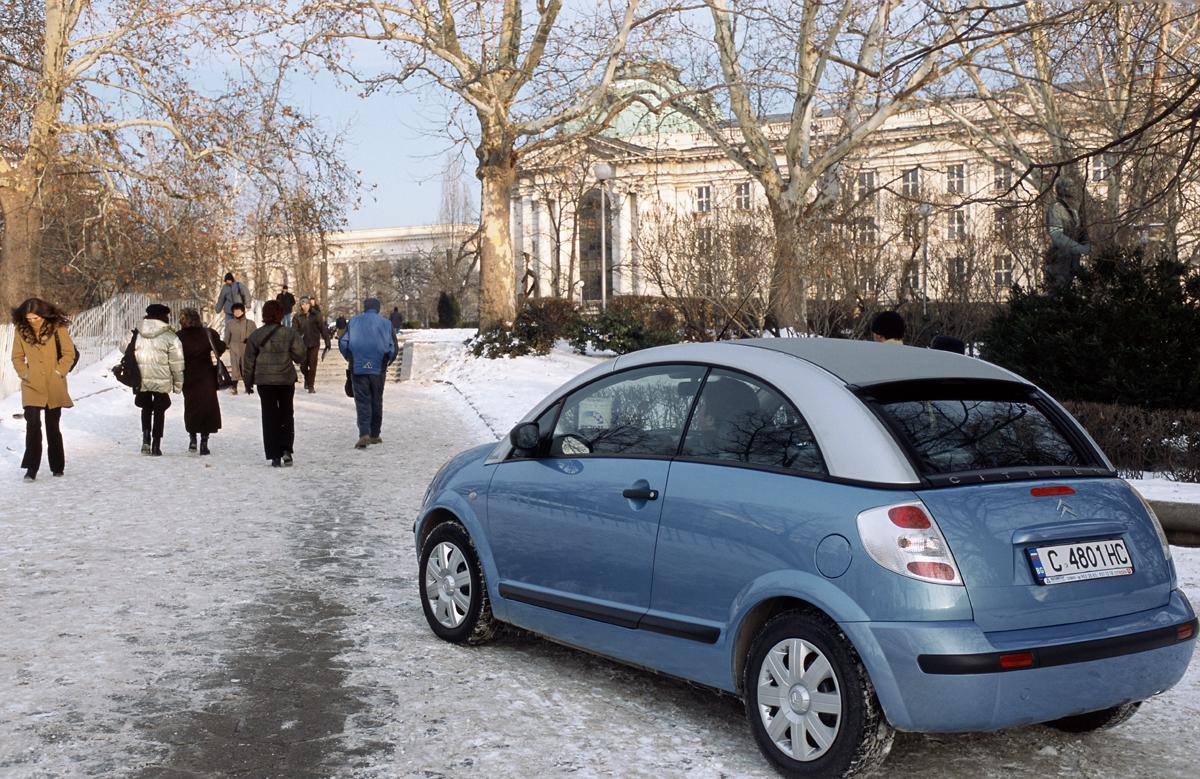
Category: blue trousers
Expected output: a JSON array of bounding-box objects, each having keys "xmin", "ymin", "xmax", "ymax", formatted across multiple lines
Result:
[{"xmin": 351, "ymin": 373, "xmax": 385, "ymax": 437}]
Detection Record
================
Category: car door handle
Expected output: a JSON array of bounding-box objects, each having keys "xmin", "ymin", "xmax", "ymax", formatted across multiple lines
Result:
[{"xmin": 623, "ymin": 487, "xmax": 659, "ymax": 501}]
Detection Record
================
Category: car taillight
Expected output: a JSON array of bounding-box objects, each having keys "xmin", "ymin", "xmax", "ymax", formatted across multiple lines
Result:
[
  {"xmin": 1127, "ymin": 483, "xmax": 1172, "ymax": 562},
  {"xmin": 857, "ymin": 501, "xmax": 963, "ymax": 586}
]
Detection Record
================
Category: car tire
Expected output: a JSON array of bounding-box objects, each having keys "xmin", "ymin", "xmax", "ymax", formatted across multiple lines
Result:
[
  {"xmin": 418, "ymin": 521, "xmax": 496, "ymax": 645},
  {"xmin": 744, "ymin": 610, "xmax": 893, "ymax": 778},
  {"xmin": 1045, "ymin": 701, "xmax": 1142, "ymax": 733}
]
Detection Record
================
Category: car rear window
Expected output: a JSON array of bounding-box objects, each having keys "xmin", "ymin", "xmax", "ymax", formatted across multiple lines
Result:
[{"xmin": 871, "ymin": 384, "xmax": 1087, "ymax": 476}]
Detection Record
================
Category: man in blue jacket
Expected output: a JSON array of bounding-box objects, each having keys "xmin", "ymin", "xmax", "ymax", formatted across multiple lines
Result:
[{"xmin": 339, "ymin": 297, "xmax": 397, "ymax": 449}]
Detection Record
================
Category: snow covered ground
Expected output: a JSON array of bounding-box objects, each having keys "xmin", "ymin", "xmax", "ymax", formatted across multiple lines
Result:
[{"xmin": 0, "ymin": 340, "xmax": 1196, "ymax": 777}]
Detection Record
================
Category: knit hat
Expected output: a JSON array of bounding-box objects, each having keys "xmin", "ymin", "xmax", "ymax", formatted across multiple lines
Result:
[
  {"xmin": 870, "ymin": 310, "xmax": 905, "ymax": 341},
  {"xmin": 298, "ymin": 296, "xmax": 310, "ymax": 305},
  {"xmin": 146, "ymin": 304, "xmax": 171, "ymax": 323},
  {"xmin": 224, "ymin": 272, "xmax": 235, "ymax": 282},
  {"xmin": 363, "ymin": 297, "xmax": 381, "ymax": 312}
]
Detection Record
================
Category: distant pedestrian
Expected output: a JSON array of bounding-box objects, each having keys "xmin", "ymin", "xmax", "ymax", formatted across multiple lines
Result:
[
  {"xmin": 334, "ymin": 314, "xmax": 348, "ymax": 340},
  {"xmin": 10, "ymin": 298, "xmax": 75, "ymax": 481},
  {"xmin": 389, "ymin": 306, "xmax": 403, "ymax": 333},
  {"xmin": 244, "ymin": 299, "xmax": 305, "ymax": 467},
  {"xmin": 177, "ymin": 308, "xmax": 225, "ymax": 455},
  {"xmin": 870, "ymin": 311, "xmax": 905, "ymax": 345},
  {"xmin": 223, "ymin": 302, "xmax": 255, "ymax": 395},
  {"xmin": 292, "ymin": 296, "xmax": 331, "ymax": 394},
  {"xmin": 215, "ymin": 272, "xmax": 251, "ymax": 331},
  {"xmin": 133, "ymin": 304, "xmax": 184, "ymax": 457},
  {"xmin": 276, "ymin": 285, "xmax": 296, "ymax": 327},
  {"xmin": 339, "ymin": 297, "xmax": 397, "ymax": 449},
  {"xmin": 930, "ymin": 335, "xmax": 967, "ymax": 355}
]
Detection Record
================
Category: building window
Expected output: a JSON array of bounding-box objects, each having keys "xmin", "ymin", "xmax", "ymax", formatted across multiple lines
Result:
[
  {"xmin": 1091, "ymin": 155, "xmax": 1111, "ymax": 182},
  {"xmin": 993, "ymin": 254, "xmax": 1013, "ymax": 287},
  {"xmin": 901, "ymin": 167, "xmax": 920, "ymax": 198},
  {"xmin": 696, "ymin": 226, "xmax": 714, "ymax": 253},
  {"xmin": 992, "ymin": 206, "xmax": 1014, "ymax": 234},
  {"xmin": 857, "ymin": 171, "xmax": 875, "ymax": 202},
  {"xmin": 908, "ymin": 267, "xmax": 922, "ymax": 295},
  {"xmin": 946, "ymin": 209, "xmax": 966, "ymax": 241},
  {"xmin": 695, "ymin": 185, "xmax": 712, "ymax": 213},
  {"xmin": 854, "ymin": 216, "xmax": 878, "ymax": 245},
  {"xmin": 949, "ymin": 256, "xmax": 968, "ymax": 288},
  {"xmin": 947, "ymin": 164, "xmax": 965, "ymax": 194},
  {"xmin": 735, "ymin": 182, "xmax": 751, "ymax": 210},
  {"xmin": 994, "ymin": 162, "xmax": 1013, "ymax": 193}
]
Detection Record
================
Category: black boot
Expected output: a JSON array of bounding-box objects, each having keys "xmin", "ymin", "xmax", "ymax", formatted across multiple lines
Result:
[
  {"xmin": 151, "ymin": 438, "xmax": 163, "ymax": 456},
  {"xmin": 189, "ymin": 433, "xmax": 198, "ymax": 452},
  {"xmin": 141, "ymin": 430, "xmax": 151, "ymax": 454},
  {"xmin": 199, "ymin": 434, "xmax": 210, "ymax": 456}
]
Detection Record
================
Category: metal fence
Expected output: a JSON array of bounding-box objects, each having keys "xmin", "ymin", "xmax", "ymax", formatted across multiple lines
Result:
[{"xmin": 2, "ymin": 293, "xmax": 262, "ymax": 398}]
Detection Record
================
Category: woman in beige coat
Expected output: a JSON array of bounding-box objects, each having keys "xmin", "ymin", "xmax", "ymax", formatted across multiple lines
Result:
[{"xmin": 10, "ymin": 298, "xmax": 75, "ymax": 481}]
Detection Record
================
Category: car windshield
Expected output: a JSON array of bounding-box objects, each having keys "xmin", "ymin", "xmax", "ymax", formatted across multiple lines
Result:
[{"xmin": 874, "ymin": 390, "xmax": 1085, "ymax": 476}]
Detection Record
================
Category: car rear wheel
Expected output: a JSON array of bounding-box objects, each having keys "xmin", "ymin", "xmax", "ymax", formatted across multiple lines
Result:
[
  {"xmin": 419, "ymin": 522, "xmax": 496, "ymax": 645},
  {"xmin": 744, "ymin": 611, "xmax": 893, "ymax": 778},
  {"xmin": 1045, "ymin": 701, "xmax": 1142, "ymax": 733}
]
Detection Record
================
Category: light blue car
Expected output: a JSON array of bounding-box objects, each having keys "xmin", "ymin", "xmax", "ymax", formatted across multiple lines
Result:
[{"xmin": 415, "ymin": 339, "xmax": 1196, "ymax": 777}]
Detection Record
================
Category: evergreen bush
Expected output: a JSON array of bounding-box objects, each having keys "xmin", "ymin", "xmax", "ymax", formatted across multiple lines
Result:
[{"xmin": 436, "ymin": 292, "xmax": 461, "ymax": 328}]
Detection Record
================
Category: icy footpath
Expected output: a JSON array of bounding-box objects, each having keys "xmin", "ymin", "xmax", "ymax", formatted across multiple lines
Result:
[{"xmin": 0, "ymin": 349, "xmax": 1195, "ymax": 777}]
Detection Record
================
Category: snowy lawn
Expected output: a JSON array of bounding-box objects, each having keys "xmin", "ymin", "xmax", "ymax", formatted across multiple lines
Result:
[{"xmin": 0, "ymin": 341, "xmax": 1195, "ymax": 777}]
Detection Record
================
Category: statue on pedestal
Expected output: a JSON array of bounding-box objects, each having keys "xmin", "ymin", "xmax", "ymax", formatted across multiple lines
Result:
[{"xmin": 1044, "ymin": 176, "xmax": 1091, "ymax": 289}]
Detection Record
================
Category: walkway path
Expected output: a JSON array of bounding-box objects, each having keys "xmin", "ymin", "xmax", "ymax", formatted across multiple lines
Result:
[{"xmin": 1, "ymin": 365, "xmax": 1196, "ymax": 777}]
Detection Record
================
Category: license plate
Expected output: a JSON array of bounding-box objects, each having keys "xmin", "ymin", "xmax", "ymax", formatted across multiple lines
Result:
[{"xmin": 1027, "ymin": 538, "xmax": 1134, "ymax": 585}]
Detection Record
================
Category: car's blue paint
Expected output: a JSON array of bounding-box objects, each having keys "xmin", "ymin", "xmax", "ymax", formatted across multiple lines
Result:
[{"xmin": 415, "ymin": 346, "xmax": 1196, "ymax": 736}]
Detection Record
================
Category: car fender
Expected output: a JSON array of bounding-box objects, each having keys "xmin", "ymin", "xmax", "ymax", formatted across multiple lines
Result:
[{"xmin": 415, "ymin": 490, "xmax": 503, "ymax": 606}]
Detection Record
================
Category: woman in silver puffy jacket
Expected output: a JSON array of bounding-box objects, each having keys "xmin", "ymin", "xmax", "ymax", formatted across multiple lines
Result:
[{"xmin": 132, "ymin": 303, "xmax": 184, "ymax": 456}]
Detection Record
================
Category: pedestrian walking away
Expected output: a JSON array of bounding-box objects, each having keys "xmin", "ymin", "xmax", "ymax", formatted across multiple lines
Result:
[
  {"xmin": 214, "ymin": 272, "xmax": 251, "ymax": 332},
  {"xmin": 132, "ymin": 304, "xmax": 185, "ymax": 457},
  {"xmin": 244, "ymin": 299, "xmax": 306, "ymax": 467},
  {"xmin": 333, "ymin": 314, "xmax": 348, "ymax": 340},
  {"xmin": 276, "ymin": 285, "xmax": 296, "ymax": 327},
  {"xmin": 389, "ymin": 306, "xmax": 403, "ymax": 334},
  {"xmin": 10, "ymin": 298, "xmax": 75, "ymax": 481},
  {"xmin": 870, "ymin": 310, "xmax": 905, "ymax": 345},
  {"xmin": 339, "ymin": 297, "xmax": 396, "ymax": 449},
  {"xmin": 292, "ymin": 296, "xmax": 332, "ymax": 394},
  {"xmin": 223, "ymin": 302, "xmax": 256, "ymax": 395},
  {"xmin": 177, "ymin": 308, "xmax": 225, "ymax": 455}
]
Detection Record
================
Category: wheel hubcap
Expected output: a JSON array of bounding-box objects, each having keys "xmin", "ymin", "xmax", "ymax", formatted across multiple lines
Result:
[
  {"xmin": 757, "ymin": 638, "xmax": 842, "ymax": 761},
  {"xmin": 425, "ymin": 542, "xmax": 472, "ymax": 628}
]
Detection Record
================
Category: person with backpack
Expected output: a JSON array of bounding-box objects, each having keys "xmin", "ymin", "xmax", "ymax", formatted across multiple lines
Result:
[
  {"xmin": 132, "ymin": 303, "xmax": 185, "ymax": 456},
  {"xmin": 244, "ymin": 299, "xmax": 306, "ymax": 467},
  {"xmin": 339, "ymin": 297, "xmax": 397, "ymax": 449},
  {"xmin": 223, "ymin": 302, "xmax": 255, "ymax": 394},
  {"xmin": 215, "ymin": 272, "xmax": 251, "ymax": 331},
  {"xmin": 10, "ymin": 298, "xmax": 75, "ymax": 481},
  {"xmin": 177, "ymin": 308, "xmax": 226, "ymax": 455}
]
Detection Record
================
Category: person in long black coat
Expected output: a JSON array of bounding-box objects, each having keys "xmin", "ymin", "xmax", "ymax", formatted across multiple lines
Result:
[{"xmin": 177, "ymin": 307, "xmax": 226, "ymax": 455}]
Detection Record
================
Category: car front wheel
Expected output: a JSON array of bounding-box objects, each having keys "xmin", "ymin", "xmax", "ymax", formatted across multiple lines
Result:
[
  {"xmin": 745, "ymin": 611, "xmax": 893, "ymax": 778},
  {"xmin": 419, "ymin": 521, "xmax": 496, "ymax": 645}
]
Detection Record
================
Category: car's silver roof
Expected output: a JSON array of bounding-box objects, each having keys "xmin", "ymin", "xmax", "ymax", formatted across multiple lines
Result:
[{"xmin": 734, "ymin": 338, "xmax": 1024, "ymax": 387}]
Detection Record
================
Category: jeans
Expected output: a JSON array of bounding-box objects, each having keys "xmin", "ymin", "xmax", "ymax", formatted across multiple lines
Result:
[
  {"xmin": 283, "ymin": 313, "xmax": 293, "ymax": 328},
  {"xmin": 351, "ymin": 373, "xmax": 385, "ymax": 437},
  {"xmin": 258, "ymin": 384, "xmax": 295, "ymax": 459},
  {"xmin": 22, "ymin": 407, "xmax": 64, "ymax": 476}
]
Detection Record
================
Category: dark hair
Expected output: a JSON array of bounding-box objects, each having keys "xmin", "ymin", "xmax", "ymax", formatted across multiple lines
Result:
[
  {"xmin": 179, "ymin": 308, "xmax": 202, "ymax": 328},
  {"xmin": 12, "ymin": 298, "xmax": 70, "ymax": 344},
  {"xmin": 930, "ymin": 334, "xmax": 966, "ymax": 354},
  {"xmin": 870, "ymin": 310, "xmax": 905, "ymax": 340},
  {"xmin": 262, "ymin": 299, "xmax": 284, "ymax": 324},
  {"xmin": 231, "ymin": 302, "xmax": 245, "ymax": 313}
]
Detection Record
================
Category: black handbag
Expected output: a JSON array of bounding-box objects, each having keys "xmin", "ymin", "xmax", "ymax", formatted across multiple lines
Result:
[
  {"xmin": 112, "ymin": 330, "xmax": 141, "ymax": 389},
  {"xmin": 344, "ymin": 368, "xmax": 354, "ymax": 398},
  {"xmin": 204, "ymin": 327, "xmax": 236, "ymax": 390},
  {"xmin": 55, "ymin": 330, "xmax": 81, "ymax": 372}
]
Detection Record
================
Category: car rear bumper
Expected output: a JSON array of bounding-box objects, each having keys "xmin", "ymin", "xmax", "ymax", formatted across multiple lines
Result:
[{"xmin": 843, "ymin": 589, "xmax": 1196, "ymax": 732}]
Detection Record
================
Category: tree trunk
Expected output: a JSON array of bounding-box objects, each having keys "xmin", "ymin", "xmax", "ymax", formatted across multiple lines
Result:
[
  {"xmin": 476, "ymin": 148, "xmax": 518, "ymax": 330},
  {"xmin": 767, "ymin": 204, "xmax": 803, "ymax": 332},
  {"xmin": 0, "ymin": 183, "xmax": 44, "ymax": 311}
]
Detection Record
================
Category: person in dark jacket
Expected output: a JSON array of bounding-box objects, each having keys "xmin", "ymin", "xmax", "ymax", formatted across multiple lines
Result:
[
  {"xmin": 10, "ymin": 298, "xmax": 75, "ymax": 481},
  {"xmin": 244, "ymin": 299, "xmax": 306, "ymax": 467},
  {"xmin": 338, "ymin": 297, "xmax": 397, "ymax": 449},
  {"xmin": 276, "ymin": 285, "xmax": 296, "ymax": 327},
  {"xmin": 292, "ymin": 296, "xmax": 332, "ymax": 393},
  {"xmin": 389, "ymin": 307, "xmax": 403, "ymax": 333},
  {"xmin": 177, "ymin": 308, "xmax": 225, "ymax": 455}
]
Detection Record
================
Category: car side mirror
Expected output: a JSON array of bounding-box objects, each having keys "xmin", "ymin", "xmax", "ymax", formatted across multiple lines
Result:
[{"xmin": 509, "ymin": 422, "xmax": 541, "ymax": 452}]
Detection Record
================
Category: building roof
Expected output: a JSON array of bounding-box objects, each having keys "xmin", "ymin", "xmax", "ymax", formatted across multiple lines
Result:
[{"xmin": 734, "ymin": 337, "xmax": 1021, "ymax": 387}]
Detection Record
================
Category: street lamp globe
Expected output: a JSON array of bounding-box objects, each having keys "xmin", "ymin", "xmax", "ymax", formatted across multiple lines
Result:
[{"xmin": 593, "ymin": 162, "xmax": 615, "ymax": 181}]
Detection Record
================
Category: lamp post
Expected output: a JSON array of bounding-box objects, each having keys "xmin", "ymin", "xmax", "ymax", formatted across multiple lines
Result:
[
  {"xmin": 593, "ymin": 162, "xmax": 615, "ymax": 310},
  {"xmin": 917, "ymin": 203, "xmax": 933, "ymax": 317}
]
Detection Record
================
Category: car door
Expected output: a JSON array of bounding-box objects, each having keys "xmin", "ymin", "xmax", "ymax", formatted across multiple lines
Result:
[{"xmin": 488, "ymin": 364, "xmax": 707, "ymax": 624}]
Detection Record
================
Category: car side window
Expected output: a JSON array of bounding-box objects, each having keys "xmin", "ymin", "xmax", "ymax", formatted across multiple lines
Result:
[
  {"xmin": 552, "ymin": 365, "xmax": 707, "ymax": 457},
  {"xmin": 681, "ymin": 369, "xmax": 826, "ymax": 475}
]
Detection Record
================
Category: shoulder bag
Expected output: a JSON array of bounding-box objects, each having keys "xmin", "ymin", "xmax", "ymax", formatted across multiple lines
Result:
[
  {"xmin": 112, "ymin": 330, "xmax": 141, "ymax": 390},
  {"xmin": 55, "ymin": 330, "xmax": 81, "ymax": 372},
  {"xmin": 203, "ymin": 327, "xmax": 236, "ymax": 390}
]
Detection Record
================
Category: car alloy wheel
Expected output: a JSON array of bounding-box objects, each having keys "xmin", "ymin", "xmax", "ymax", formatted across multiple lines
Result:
[
  {"xmin": 756, "ymin": 638, "xmax": 843, "ymax": 761},
  {"xmin": 418, "ymin": 521, "xmax": 496, "ymax": 645}
]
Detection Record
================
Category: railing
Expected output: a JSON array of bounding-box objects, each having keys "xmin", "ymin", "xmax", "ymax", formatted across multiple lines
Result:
[{"xmin": 2, "ymin": 293, "xmax": 263, "ymax": 398}]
